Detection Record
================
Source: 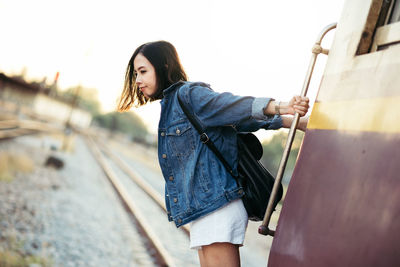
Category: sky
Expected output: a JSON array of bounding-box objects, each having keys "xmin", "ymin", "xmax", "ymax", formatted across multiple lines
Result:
[{"xmin": 0, "ymin": 0, "xmax": 345, "ymax": 139}]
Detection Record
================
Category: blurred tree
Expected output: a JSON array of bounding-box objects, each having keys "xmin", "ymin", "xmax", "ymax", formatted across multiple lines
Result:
[
  {"xmin": 260, "ymin": 130, "xmax": 305, "ymax": 184},
  {"xmin": 93, "ymin": 111, "xmax": 148, "ymax": 142},
  {"xmin": 59, "ymin": 86, "xmax": 150, "ymax": 142},
  {"xmin": 60, "ymin": 86, "xmax": 101, "ymax": 116}
]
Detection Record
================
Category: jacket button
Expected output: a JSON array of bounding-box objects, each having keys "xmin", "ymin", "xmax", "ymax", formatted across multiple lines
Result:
[
  {"xmin": 173, "ymin": 198, "xmax": 178, "ymax": 203},
  {"xmin": 161, "ymin": 132, "xmax": 165, "ymax": 136},
  {"xmin": 176, "ymin": 129, "xmax": 181, "ymax": 134},
  {"xmin": 177, "ymin": 219, "xmax": 182, "ymax": 224},
  {"xmin": 162, "ymin": 154, "xmax": 167, "ymax": 159},
  {"xmin": 169, "ymin": 176, "xmax": 174, "ymax": 181}
]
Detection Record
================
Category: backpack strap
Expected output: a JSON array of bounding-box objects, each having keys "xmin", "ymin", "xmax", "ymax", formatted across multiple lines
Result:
[{"xmin": 177, "ymin": 88, "xmax": 237, "ymax": 178}]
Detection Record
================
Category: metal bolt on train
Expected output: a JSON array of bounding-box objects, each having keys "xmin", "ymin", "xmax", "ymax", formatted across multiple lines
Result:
[{"xmin": 262, "ymin": 0, "xmax": 400, "ymax": 266}]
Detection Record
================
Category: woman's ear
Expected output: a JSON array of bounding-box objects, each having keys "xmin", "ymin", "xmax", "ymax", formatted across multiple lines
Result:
[{"xmin": 165, "ymin": 64, "xmax": 168, "ymax": 69}]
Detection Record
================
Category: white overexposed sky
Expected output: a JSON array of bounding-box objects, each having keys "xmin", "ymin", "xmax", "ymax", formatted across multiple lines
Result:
[{"xmin": 0, "ymin": 0, "xmax": 345, "ymax": 139}]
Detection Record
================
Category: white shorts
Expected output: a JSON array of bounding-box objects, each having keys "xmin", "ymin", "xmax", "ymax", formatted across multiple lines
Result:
[{"xmin": 189, "ymin": 198, "xmax": 248, "ymax": 250}]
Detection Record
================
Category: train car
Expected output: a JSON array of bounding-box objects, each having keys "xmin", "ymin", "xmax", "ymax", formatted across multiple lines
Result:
[{"xmin": 265, "ymin": 0, "xmax": 400, "ymax": 266}]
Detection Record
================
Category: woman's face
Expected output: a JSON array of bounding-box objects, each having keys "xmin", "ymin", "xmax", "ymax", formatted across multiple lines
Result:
[{"xmin": 134, "ymin": 53, "xmax": 157, "ymax": 98}]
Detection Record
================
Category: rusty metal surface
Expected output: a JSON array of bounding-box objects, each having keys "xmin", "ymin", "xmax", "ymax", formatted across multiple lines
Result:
[{"xmin": 268, "ymin": 129, "xmax": 400, "ymax": 267}]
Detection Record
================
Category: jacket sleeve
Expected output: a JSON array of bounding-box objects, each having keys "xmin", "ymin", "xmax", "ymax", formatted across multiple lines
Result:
[
  {"xmin": 179, "ymin": 82, "xmax": 283, "ymax": 131},
  {"xmin": 235, "ymin": 115, "xmax": 283, "ymax": 132}
]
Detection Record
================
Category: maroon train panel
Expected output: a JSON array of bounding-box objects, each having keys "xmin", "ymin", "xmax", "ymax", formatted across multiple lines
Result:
[{"xmin": 268, "ymin": 129, "xmax": 400, "ymax": 267}]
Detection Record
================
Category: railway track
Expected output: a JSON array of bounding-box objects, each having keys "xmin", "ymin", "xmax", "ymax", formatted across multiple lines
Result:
[
  {"xmin": 1, "ymin": 121, "xmax": 195, "ymax": 265},
  {"xmin": 85, "ymin": 134, "xmax": 198, "ymax": 267},
  {"xmin": 85, "ymin": 135, "xmax": 272, "ymax": 267},
  {"xmin": 2, "ymin": 119, "xmax": 268, "ymax": 266},
  {"xmin": 0, "ymin": 120, "xmax": 62, "ymax": 139},
  {"xmin": 1, "ymin": 120, "xmax": 217, "ymax": 266}
]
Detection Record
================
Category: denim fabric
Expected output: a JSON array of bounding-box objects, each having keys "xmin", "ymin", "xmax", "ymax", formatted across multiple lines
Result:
[{"xmin": 158, "ymin": 81, "xmax": 282, "ymax": 227}]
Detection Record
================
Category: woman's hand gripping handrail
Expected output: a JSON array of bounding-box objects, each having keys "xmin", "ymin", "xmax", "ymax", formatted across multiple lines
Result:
[{"xmin": 258, "ymin": 22, "xmax": 338, "ymax": 236}]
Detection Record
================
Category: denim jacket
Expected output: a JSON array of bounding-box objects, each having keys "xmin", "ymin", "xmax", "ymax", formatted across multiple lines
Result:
[{"xmin": 158, "ymin": 81, "xmax": 282, "ymax": 227}]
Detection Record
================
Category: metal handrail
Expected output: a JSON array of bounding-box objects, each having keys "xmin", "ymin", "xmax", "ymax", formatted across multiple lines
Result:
[{"xmin": 258, "ymin": 23, "xmax": 337, "ymax": 236}]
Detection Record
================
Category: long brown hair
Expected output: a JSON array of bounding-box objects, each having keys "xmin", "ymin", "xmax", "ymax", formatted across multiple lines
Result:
[{"xmin": 118, "ymin": 41, "xmax": 188, "ymax": 111}]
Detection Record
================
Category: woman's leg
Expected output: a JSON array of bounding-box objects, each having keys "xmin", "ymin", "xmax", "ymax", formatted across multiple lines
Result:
[{"xmin": 197, "ymin": 242, "xmax": 240, "ymax": 267}]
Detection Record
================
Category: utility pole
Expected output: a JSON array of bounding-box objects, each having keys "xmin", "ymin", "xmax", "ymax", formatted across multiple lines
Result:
[{"xmin": 62, "ymin": 85, "xmax": 81, "ymax": 151}]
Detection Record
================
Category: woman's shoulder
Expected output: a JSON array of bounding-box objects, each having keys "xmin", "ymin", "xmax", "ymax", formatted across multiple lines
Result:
[
  {"xmin": 180, "ymin": 81, "xmax": 212, "ymax": 90},
  {"xmin": 189, "ymin": 81, "xmax": 211, "ymax": 88},
  {"xmin": 178, "ymin": 82, "xmax": 215, "ymax": 102}
]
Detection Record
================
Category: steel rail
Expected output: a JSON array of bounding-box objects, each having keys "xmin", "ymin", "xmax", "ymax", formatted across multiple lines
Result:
[
  {"xmin": 258, "ymin": 23, "xmax": 337, "ymax": 236},
  {"xmin": 97, "ymin": 140, "xmax": 191, "ymax": 235},
  {"xmin": 85, "ymin": 135, "xmax": 177, "ymax": 267},
  {"xmin": 0, "ymin": 119, "xmax": 63, "ymax": 139},
  {"xmin": 0, "ymin": 119, "xmax": 63, "ymax": 132},
  {"xmin": 0, "ymin": 128, "xmax": 37, "ymax": 139}
]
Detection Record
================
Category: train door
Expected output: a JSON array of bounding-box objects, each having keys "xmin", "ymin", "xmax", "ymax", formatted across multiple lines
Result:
[{"xmin": 267, "ymin": 0, "xmax": 400, "ymax": 266}]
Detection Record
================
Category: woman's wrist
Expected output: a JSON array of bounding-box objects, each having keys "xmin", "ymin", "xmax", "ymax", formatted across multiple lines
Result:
[
  {"xmin": 264, "ymin": 100, "xmax": 289, "ymax": 116},
  {"xmin": 263, "ymin": 100, "xmax": 275, "ymax": 115},
  {"xmin": 277, "ymin": 102, "xmax": 289, "ymax": 115},
  {"xmin": 274, "ymin": 101, "xmax": 281, "ymax": 115}
]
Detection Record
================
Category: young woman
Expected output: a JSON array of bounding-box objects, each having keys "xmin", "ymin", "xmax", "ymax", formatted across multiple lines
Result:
[{"xmin": 118, "ymin": 41, "xmax": 309, "ymax": 267}]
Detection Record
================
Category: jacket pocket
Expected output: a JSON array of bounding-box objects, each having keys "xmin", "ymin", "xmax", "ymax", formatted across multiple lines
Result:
[{"xmin": 166, "ymin": 121, "xmax": 195, "ymax": 158}]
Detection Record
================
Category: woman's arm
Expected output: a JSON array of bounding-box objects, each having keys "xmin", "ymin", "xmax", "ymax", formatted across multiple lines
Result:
[
  {"xmin": 181, "ymin": 83, "xmax": 309, "ymax": 131},
  {"xmin": 264, "ymin": 96, "xmax": 309, "ymax": 117},
  {"xmin": 282, "ymin": 116, "xmax": 309, "ymax": 132},
  {"xmin": 182, "ymin": 83, "xmax": 274, "ymax": 128}
]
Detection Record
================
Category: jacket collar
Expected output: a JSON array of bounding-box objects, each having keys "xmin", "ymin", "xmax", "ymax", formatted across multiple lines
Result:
[{"xmin": 162, "ymin": 81, "xmax": 185, "ymax": 97}]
